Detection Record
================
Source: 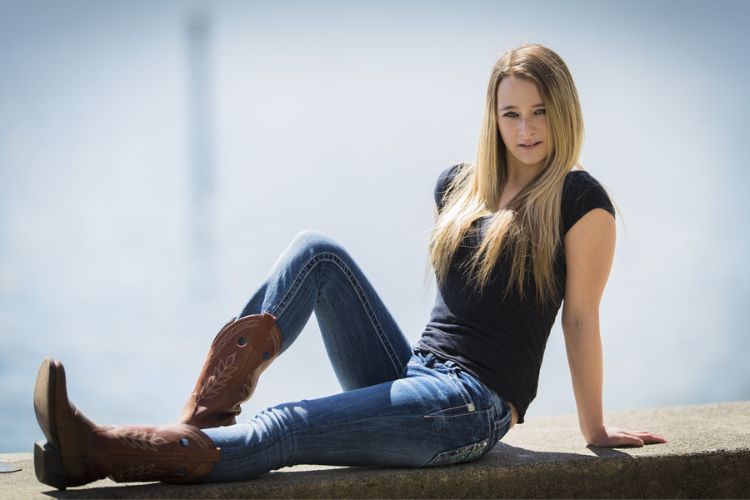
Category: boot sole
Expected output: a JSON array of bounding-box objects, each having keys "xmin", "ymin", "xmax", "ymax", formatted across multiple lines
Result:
[{"xmin": 34, "ymin": 441, "xmax": 68, "ymax": 491}]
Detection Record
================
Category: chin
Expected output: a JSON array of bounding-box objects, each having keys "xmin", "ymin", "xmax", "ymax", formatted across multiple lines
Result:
[{"xmin": 518, "ymin": 156, "xmax": 546, "ymax": 167}]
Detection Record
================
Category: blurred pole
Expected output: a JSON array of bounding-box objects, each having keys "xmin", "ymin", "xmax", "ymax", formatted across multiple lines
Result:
[{"xmin": 186, "ymin": 9, "xmax": 215, "ymax": 300}]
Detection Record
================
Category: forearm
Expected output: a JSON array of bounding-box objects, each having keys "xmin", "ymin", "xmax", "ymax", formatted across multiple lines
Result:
[{"xmin": 563, "ymin": 321, "xmax": 605, "ymax": 444}]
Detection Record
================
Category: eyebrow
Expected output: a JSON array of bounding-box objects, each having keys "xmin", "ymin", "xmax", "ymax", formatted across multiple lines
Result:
[{"xmin": 499, "ymin": 104, "xmax": 545, "ymax": 111}]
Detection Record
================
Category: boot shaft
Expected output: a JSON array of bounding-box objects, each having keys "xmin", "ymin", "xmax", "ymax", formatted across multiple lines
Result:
[
  {"xmin": 181, "ymin": 313, "xmax": 282, "ymax": 428},
  {"xmin": 92, "ymin": 424, "xmax": 220, "ymax": 483}
]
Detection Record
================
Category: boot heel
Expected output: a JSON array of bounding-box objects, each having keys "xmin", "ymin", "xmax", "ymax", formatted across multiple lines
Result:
[{"xmin": 34, "ymin": 440, "xmax": 68, "ymax": 490}]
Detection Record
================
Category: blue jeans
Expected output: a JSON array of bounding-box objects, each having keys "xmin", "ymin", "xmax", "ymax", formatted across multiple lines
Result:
[{"xmin": 202, "ymin": 230, "xmax": 513, "ymax": 482}]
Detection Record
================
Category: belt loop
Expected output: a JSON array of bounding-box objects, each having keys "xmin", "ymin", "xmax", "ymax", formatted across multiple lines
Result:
[{"xmin": 414, "ymin": 349, "xmax": 434, "ymax": 366}]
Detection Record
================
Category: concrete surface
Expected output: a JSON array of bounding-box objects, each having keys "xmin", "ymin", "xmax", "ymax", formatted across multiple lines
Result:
[{"xmin": 1, "ymin": 401, "xmax": 748, "ymax": 498}]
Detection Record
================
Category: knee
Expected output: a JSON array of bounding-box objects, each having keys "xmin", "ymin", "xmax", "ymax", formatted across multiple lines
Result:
[{"xmin": 289, "ymin": 229, "xmax": 348, "ymax": 260}]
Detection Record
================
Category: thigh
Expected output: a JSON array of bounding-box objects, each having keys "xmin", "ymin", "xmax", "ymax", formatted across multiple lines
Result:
[
  {"xmin": 294, "ymin": 372, "xmax": 492, "ymax": 467},
  {"xmin": 242, "ymin": 229, "xmax": 413, "ymax": 389}
]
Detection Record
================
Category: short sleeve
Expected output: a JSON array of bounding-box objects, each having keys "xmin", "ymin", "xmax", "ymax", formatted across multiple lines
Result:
[
  {"xmin": 561, "ymin": 171, "xmax": 616, "ymax": 234},
  {"xmin": 434, "ymin": 164, "xmax": 463, "ymax": 213}
]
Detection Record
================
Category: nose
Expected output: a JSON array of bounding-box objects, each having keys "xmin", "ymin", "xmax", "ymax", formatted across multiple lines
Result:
[{"xmin": 518, "ymin": 117, "xmax": 534, "ymax": 137}]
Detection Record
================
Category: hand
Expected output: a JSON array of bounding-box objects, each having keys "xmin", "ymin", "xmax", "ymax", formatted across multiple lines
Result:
[{"xmin": 587, "ymin": 426, "xmax": 667, "ymax": 448}]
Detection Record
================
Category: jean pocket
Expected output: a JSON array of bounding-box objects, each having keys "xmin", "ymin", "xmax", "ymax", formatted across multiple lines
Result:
[
  {"xmin": 425, "ymin": 437, "xmax": 489, "ymax": 467},
  {"xmin": 423, "ymin": 401, "xmax": 478, "ymax": 418}
]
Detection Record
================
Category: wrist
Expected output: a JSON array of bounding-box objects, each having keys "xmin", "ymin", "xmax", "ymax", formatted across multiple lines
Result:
[{"xmin": 583, "ymin": 424, "xmax": 607, "ymax": 445}]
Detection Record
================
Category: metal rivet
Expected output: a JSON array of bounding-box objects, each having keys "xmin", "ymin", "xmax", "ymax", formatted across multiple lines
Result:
[
  {"xmin": 179, "ymin": 437, "xmax": 189, "ymax": 447},
  {"xmin": 262, "ymin": 351, "xmax": 270, "ymax": 360},
  {"xmin": 175, "ymin": 466, "xmax": 187, "ymax": 476},
  {"xmin": 237, "ymin": 337, "xmax": 247, "ymax": 346}
]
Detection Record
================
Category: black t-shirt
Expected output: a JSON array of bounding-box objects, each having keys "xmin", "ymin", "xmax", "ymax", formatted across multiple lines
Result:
[{"xmin": 415, "ymin": 164, "xmax": 616, "ymax": 423}]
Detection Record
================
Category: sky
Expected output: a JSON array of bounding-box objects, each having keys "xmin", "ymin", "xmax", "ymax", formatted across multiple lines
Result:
[{"xmin": 1, "ymin": 0, "xmax": 749, "ymax": 453}]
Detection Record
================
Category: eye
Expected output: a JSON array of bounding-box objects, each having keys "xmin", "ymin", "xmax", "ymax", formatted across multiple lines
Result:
[
  {"xmin": 502, "ymin": 111, "xmax": 519, "ymax": 118},
  {"xmin": 534, "ymin": 108, "xmax": 546, "ymax": 115}
]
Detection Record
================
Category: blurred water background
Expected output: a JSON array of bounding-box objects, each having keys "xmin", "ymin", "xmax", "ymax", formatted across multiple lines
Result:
[{"xmin": 1, "ymin": 0, "xmax": 748, "ymax": 453}]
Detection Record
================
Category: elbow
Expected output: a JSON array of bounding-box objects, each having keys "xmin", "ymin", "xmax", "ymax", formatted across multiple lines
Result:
[{"xmin": 561, "ymin": 309, "xmax": 600, "ymax": 335}]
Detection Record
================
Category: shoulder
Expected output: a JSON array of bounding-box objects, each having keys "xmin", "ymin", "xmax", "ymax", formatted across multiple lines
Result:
[
  {"xmin": 561, "ymin": 169, "xmax": 616, "ymax": 235},
  {"xmin": 434, "ymin": 163, "xmax": 469, "ymax": 211},
  {"xmin": 563, "ymin": 169, "xmax": 603, "ymax": 191},
  {"xmin": 436, "ymin": 163, "xmax": 466, "ymax": 190}
]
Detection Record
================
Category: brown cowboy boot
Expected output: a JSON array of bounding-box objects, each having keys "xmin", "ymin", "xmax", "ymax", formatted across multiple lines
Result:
[
  {"xmin": 179, "ymin": 313, "xmax": 283, "ymax": 428},
  {"xmin": 33, "ymin": 358, "xmax": 220, "ymax": 490}
]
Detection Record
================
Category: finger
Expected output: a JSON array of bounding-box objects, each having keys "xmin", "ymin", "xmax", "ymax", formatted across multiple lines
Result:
[
  {"xmin": 640, "ymin": 433, "xmax": 667, "ymax": 444},
  {"xmin": 616, "ymin": 433, "xmax": 644, "ymax": 447},
  {"xmin": 629, "ymin": 431, "xmax": 668, "ymax": 444}
]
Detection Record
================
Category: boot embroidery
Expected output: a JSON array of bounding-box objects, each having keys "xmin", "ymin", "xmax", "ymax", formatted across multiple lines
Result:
[
  {"xmin": 111, "ymin": 464, "xmax": 165, "ymax": 482},
  {"xmin": 198, "ymin": 353, "xmax": 239, "ymax": 400},
  {"xmin": 239, "ymin": 372, "xmax": 255, "ymax": 401},
  {"xmin": 210, "ymin": 330, "xmax": 235, "ymax": 357},
  {"xmin": 114, "ymin": 429, "xmax": 169, "ymax": 451}
]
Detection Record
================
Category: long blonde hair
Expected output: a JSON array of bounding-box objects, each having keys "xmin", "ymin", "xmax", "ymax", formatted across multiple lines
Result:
[{"xmin": 429, "ymin": 44, "xmax": 584, "ymax": 306}]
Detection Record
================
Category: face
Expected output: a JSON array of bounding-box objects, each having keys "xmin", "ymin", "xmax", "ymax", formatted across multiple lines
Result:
[{"xmin": 496, "ymin": 75, "xmax": 549, "ymax": 173}]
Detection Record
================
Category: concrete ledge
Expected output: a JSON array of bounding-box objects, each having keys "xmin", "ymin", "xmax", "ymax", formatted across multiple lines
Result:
[{"xmin": 1, "ymin": 401, "xmax": 748, "ymax": 498}]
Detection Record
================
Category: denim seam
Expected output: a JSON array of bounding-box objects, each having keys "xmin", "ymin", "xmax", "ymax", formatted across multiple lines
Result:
[
  {"xmin": 423, "ymin": 403, "xmax": 471, "ymax": 415},
  {"xmin": 491, "ymin": 401, "xmax": 512, "ymax": 444},
  {"xmin": 499, "ymin": 405, "xmax": 513, "ymax": 435},
  {"xmin": 487, "ymin": 405, "xmax": 493, "ymax": 446},
  {"xmin": 445, "ymin": 369, "xmax": 472, "ymax": 408},
  {"xmin": 424, "ymin": 408, "xmax": 490, "ymax": 419},
  {"xmin": 268, "ymin": 251, "xmax": 402, "ymax": 376}
]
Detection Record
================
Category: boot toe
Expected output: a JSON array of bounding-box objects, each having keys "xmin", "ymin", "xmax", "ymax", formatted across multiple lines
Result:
[{"xmin": 34, "ymin": 358, "xmax": 59, "ymax": 445}]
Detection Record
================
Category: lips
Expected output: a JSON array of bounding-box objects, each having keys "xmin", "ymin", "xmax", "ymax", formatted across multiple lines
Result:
[{"xmin": 519, "ymin": 141, "xmax": 542, "ymax": 148}]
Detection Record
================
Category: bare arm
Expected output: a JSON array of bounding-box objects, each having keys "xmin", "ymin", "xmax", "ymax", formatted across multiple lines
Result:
[{"xmin": 562, "ymin": 209, "xmax": 666, "ymax": 447}]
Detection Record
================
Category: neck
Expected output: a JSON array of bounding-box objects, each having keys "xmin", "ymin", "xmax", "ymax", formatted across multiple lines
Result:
[{"xmin": 504, "ymin": 156, "xmax": 544, "ymax": 188}]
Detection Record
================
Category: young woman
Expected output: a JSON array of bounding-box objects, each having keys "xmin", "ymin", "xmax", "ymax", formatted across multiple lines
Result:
[{"xmin": 33, "ymin": 43, "xmax": 666, "ymax": 490}]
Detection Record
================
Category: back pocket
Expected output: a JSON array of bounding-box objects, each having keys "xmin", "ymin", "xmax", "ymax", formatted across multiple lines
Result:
[{"xmin": 425, "ymin": 438, "xmax": 489, "ymax": 467}]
